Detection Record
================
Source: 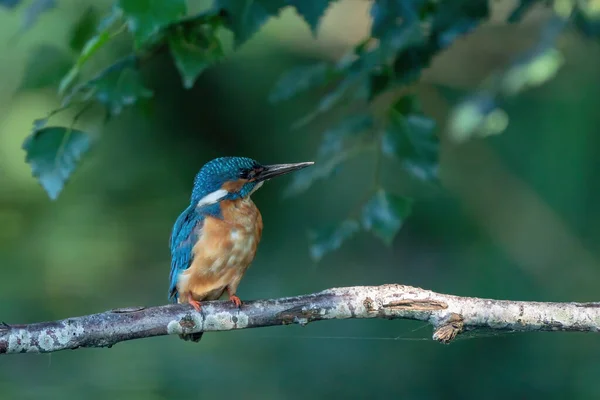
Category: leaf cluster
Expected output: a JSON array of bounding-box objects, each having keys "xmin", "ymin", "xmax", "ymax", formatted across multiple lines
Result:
[
  {"xmin": 8, "ymin": 0, "xmax": 600, "ymax": 257},
  {"xmin": 268, "ymin": 0, "xmax": 600, "ymax": 258}
]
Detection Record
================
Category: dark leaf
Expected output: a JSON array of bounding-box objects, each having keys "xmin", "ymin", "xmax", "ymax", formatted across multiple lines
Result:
[
  {"xmin": 370, "ymin": 0, "xmax": 421, "ymax": 39},
  {"xmin": 431, "ymin": 0, "xmax": 489, "ymax": 48},
  {"xmin": 318, "ymin": 114, "xmax": 373, "ymax": 156},
  {"xmin": 23, "ymin": 126, "xmax": 91, "ymax": 200},
  {"xmin": 378, "ymin": 23, "xmax": 424, "ymax": 64},
  {"xmin": 573, "ymin": 7, "xmax": 600, "ymax": 38},
  {"xmin": 366, "ymin": 2, "xmax": 442, "ymax": 99},
  {"xmin": 33, "ymin": 117, "xmax": 48, "ymax": 131},
  {"xmin": 92, "ymin": 64, "xmax": 153, "ymax": 116},
  {"xmin": 293, "ymin": 70, "xmax": 362, "ymax": 128},
  {"xmin": 117, "ymin": 0, "xmax": 187, "ymax": 47},
  {"xmin": 19, "ymin": 45, "xmax": 73, "ymax": 90},
  {"xmin": 361, "ymin": 189, "xmax": 412, "ymax": 245},
  {"xmin": 369, "ymin": 0, "xmax": 428, "ymax": 77},
  {"xmin": 382, "ymin": 96, "xmax": 438, "ymax": 181},
  {"xmin": 269, "ymin": 62, "xmax": 332, "ymax": 103},
  {"xmin": 69, "ymin": 7, "xmax": 99, "ymax": 53},
  {"xmin": 315, "ymin": 73, "xmax": 359, "ymax": 112},
  {"xmin": 293, "ymin": 40, "xmax": 407, "ymax": 125},
  {"xmin": 308, "ymin": 220, "xmax": 360, "ymax": 261},
  {"xmin": 367, "ymin": 65, "xmax": 393, "ymax": 100},
  {"xmin": 280, "ymin": 40, "xmax": 384, "ymax": 124},
  {"xmin": 0, "ymin": 0, "xmax": 19, "ymax": 8},
  {"xmin": 285, "ymin": 114, "xmax": 373, "ymax": 196},
  {"xmin": 286, "ymin": 0, "xmax": 334, "ymax": 34},
  {"xmin": 507, "ymin": 0, "xmax": 538, "ymax": 23},
  {"xmin": 20, "ymin": 0, "xmax": 55, "ymax": 32},
  {"xmin": 168, "ymin": 25, "xmax": 225, "ymax": 89},
  {"xmin": 215, "ymin": 0, "xmax": 285, "ymax": 46},
  {"xmin": 391, "ymin": 45, "xmax": 432, "ymax": 88}
]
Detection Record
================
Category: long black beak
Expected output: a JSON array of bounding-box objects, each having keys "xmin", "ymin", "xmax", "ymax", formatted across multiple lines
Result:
[{"xmin": 255, "ymin": 162, "xmax": 314, "ymax": 182}]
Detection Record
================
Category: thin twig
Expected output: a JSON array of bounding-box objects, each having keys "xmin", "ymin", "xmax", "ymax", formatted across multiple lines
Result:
[{"xmin": 2, "ymin": 284, "xmax": 599, "ymax": 355}]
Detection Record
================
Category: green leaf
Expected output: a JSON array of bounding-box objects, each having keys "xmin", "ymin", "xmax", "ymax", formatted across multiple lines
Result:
[
  {"xmin": 69, "ymin": 7, "xmax": 99, "ymax": 53},
  {"xmin": 447, "ymin": 94, "xmax": 508, "ymax": 142},
  {"xmin": 285, "ymin": 114, "xmax": 373, "ymax": 196},
  {"xmin": 19, "ymin": 45, "xmax": 73, "ymax": 90},
  {"xmin": 92, "ymin": 64, "xmax": 153, "ymax": 116},
  {"xmin": 58, "ymin": 67, "xmax": 80, "ymax": 98},
  {"xmin": 20, "ymin": 0, "xmax": 55, "ymax": 32},
  {"xmin": 308, "ymin": 219, "xmax": 360, "ymax": 261},
  {"xmin": 279, "ymin": 3, "xmax": 426, "ymax": 104},
  {"xmin": 368, "ymin": 0, "xmax": 487, "ymax": 99},
  {"xmin": 501, "ymin": 47, "xmax": 564, "ymax": 95},
  {"xmin": 382, "ymin": 96, "xmax": 439, "ymax": 181},
  {"xmin": 59, "ymin": 9, "xmax": 119, "ymax": 97},
  {"xmin": 168, "ymin": 25, "xmax": 225, "ymax": 89},
  {"xmin": 286, "ymin": 0, "xmax": 335, "ymax": 34},
  {"xmin": 23, "ymin": 127, "xmax": 91, "ymax": 200},
  {"xmin": 77, "ymin": 31, "xmax": 112, "ymax": 68},
  {"xmin": 361, "ymin": 189, "xmax": 412, "ymax": 245},
  {"xmin": 369, "ymin": 0, "xmax": 426, "ymax": 72},
  {"xmin": 292, "ymin": 42, "xmax": 397, "ymax": 125},
  {"xmin": 269, "ymin": 62, "xmax": 332, "ymax": 103},
  {"xmin": 117, "ymin": 0, "xmax": 187, "ymax": 47},
  {"xmin": 215, "ymin": 0, "xmax": 284, "ymax": 46}
]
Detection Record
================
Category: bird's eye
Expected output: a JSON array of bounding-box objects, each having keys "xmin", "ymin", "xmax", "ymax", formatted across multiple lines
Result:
[
  {"xmin": 240, "ymin": 169, "xmax": 252, "ymax": 179},
  {"xmin": 241, "ymin": 167, "xmax": 262, "ymax": 180}
]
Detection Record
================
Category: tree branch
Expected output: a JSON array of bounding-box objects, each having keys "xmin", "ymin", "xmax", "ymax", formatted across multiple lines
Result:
[{"xmin": 2, "ymin": 284, "xmax": 599, "ymax": 354}]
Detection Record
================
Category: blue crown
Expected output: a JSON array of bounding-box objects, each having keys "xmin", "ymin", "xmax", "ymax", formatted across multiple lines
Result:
[{"xmin": 191, "ymin": 157, "xmax": 260, "ymax": 202}]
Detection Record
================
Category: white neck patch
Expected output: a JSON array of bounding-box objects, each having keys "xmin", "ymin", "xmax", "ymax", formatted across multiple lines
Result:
[
  {"xmin": 196, "ymin": 189, "xmax": 228, "ymax": 208},
  {"xmin": 249, "ymin": 181, "xmax": 264, "ymax": 196}
]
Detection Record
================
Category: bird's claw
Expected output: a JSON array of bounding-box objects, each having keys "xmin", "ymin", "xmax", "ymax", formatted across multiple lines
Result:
[
  {"xmin": 188, "ymin": 299, "xmax": 202, "ymax": 312},
  {"xmin": 229, "ymin": 295, "xmax": 242, "ymax": 308}
]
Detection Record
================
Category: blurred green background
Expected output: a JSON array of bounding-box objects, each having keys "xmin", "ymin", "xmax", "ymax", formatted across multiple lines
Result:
[{"xmin": 2, "ymin": 1, "xmax": 600, "ymax": 399}]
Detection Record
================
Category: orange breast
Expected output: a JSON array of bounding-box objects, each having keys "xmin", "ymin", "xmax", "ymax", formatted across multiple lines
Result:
[{"xmin": 178, "ymin": 197, "xmax": 263, "ymax": 301}]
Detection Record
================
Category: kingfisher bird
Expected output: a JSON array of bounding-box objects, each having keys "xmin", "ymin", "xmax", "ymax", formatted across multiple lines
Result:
[{"xmin": 169, "ymin": 156, "xmax": 313, "ymax": 342}]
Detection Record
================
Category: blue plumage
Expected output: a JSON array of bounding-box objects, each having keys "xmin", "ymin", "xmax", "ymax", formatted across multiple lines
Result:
[{"xmin": 168, "ymin": 205, "xmax": 201, "ymax": 302}]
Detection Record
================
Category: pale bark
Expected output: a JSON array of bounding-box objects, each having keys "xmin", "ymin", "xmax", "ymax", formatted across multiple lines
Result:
[{"xmin": 2, "ymin": 284, "xmax": 599, "ymax": 354}]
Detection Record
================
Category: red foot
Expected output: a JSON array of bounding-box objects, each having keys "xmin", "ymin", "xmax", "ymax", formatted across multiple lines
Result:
[
  {"xmin": 188, "ymin": 299, "xmax": 202, "ymax": 312},
  {"xmin": 229, "ymin": 295, "xmax": 242, "ymax": 308}
]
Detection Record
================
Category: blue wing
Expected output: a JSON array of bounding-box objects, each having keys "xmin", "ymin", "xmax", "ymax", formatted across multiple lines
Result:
[{"xmin": 168, "ymin": 205, "xmax": 204, "ymax": 302}]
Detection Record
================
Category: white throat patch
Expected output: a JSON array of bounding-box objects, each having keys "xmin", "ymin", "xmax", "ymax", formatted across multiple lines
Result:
[
  {"xmin": 196, "ymin": 189, "xmax": 228, "ymax": 208},
  {"xmin": 249, "ymin": 181, "xmax": 263, "ymax": 195}
]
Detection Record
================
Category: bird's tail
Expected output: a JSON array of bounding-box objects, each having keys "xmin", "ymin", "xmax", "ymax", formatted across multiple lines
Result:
[{"xmin": 179, "ymin": 332, "xmax": 204, "ymax": 342}]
